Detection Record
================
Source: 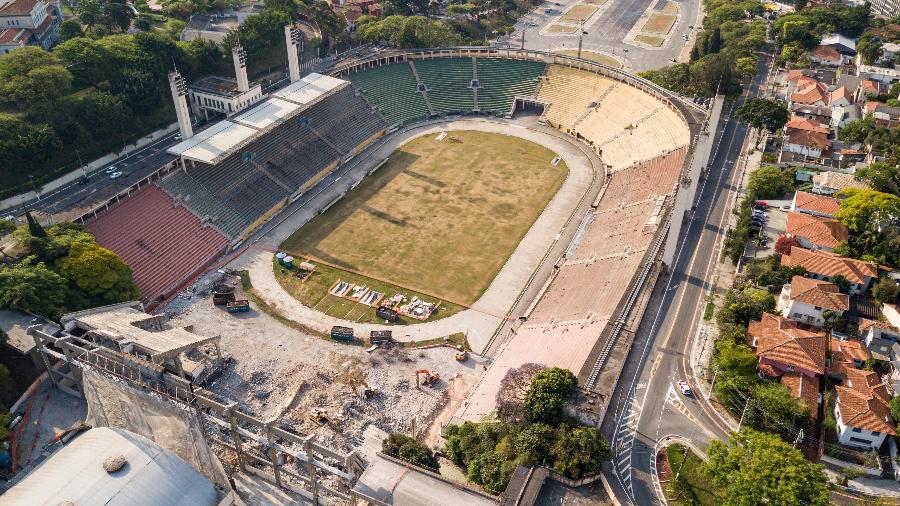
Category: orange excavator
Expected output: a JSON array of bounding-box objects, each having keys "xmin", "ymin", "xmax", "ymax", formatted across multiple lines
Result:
[{"xmin": 415, "ymin": 370, "xmax": 439, "ymax": 388}]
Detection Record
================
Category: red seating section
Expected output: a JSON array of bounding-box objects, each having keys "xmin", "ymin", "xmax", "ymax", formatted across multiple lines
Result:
[{"xmin": 86, "ymin": 185, "xmax": 229, "ymax": 307}]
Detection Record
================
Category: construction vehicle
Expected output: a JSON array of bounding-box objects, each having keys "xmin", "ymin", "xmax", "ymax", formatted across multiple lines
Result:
[
  {"xmin": 415, "ymin": 369, "xmax": 439, "ymax": 388},
  {"xmin": 363, "ymin": 387, "xmax": 381, "ymax": 399},
  {"xmin": 455, "ymin": 350, "xmax": 468, "ymax": 362},
  {"xmin": 226, "ymin": 300, "xmax": 250, "ymax": 313},
  {"xmin": 212, "ymin": 291, "xmax": 235, "ymax": 305},
  {"xmin": 331, "ymin": 326, "xmax": 354, "ymax": 342}
]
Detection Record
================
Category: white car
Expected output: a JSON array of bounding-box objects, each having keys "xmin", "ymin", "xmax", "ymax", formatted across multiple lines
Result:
[
  {"xmin": 109, "ymin": 171, "xmax": 123, "ymax": 179},
  {"xmin": 677, "ymin": 380, "xmax": 693, "ymax": 396},
  {"xmin": 174, "ymin": 133, "xmax": 182, "ymax": 140},
  {"xmin": 104, "ymin": 166, "xmax": 117, "ymax": 174}
]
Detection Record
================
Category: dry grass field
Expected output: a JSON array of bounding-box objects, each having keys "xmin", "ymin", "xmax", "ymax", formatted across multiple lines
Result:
[
  {"xmin": 559, "ymin": 4, "xmax": 598, "ymax": 23},
  {"xmin": 281, "ymin": 130, "xmax": 567, "ymax": 308},
  {"xmin": 642, "ymin": 12, "xmax": 676, "ymax": 34},
  {"xmin": 547, "ymin": 24, "xmax": 577, "ymax": 33},
  {"xmin": 635, "ymin": 34, "xmax": 666, "ymax": 46}
]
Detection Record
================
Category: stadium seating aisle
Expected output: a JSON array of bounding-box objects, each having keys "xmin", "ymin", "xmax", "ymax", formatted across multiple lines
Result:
[
  {"xmin": 85, "ymin": 185, "xmax": 230, "ymax": 306},
  {"xmin": 476, "ymin": 58, "xmax": 545, "ymax": 115},
  {"xmin": 348, "ymin": 63, "xmax": 430, "ymax": 124},
  {"xmin": 414, "ymin": 58, "xmax": 475, "ymax": 114}
]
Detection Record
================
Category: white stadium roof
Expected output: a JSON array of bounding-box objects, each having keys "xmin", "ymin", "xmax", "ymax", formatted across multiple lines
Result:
[
  {"xmin": 3, "ymin": 427, "xmax": 220, "ymax": 506},
  {"xmin": 167, "ymin": 73, "xmax": 347, "ymax": 164}
]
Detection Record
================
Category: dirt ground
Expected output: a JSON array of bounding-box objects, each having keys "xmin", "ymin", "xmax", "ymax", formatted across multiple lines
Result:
[{"xmin": 166, "ymin": 281, "xmax": 487, "ymax": 456}]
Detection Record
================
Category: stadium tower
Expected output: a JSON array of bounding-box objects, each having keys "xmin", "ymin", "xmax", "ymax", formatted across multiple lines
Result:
[
  {"xmin": 168, "ymin": 71, "xmax": 193, "ymax": 139},
  {"xmin": 285, "ymin": 25, "xmax": 302, "ymax": 82},
  {"xmin": 232, "ymin": 44, "xmax": 250, "ymax": 93}
]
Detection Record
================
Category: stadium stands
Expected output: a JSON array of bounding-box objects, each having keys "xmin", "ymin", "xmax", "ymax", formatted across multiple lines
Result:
[
  {"xmin": 347, "ymin": 63, "xmax": 430, "ymax": 125},
  {"xmin": 413, "ymin": 58, "xmax": 475, "ymax": 114},
  {"xmin": 85, "ymin": 185, "xmax": 229, "ymax": 306},
  {"xmin": 299, "ymin": 85, "xmax": 389, "ymax": 153},
  {"xmin": 158, "ymin": 170, "xmax": 249, "ymax": 239},
  {"xmin": 475, "ymin": 58, "xmax": 545, "ymax": 115},
  {"xmin": 536, "ymin": 65, "xmax": 616, "ymax": 129}
]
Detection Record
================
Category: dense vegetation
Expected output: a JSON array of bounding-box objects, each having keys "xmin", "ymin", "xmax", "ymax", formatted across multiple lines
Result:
[
  {"xmin": 443, "ymin": 367, "xmax": 610, "ymax": 494},
  {"xmin": 382, "ymin": 432, "xmax": 440, "ymax": 470},
  {"xmin": 772, "ymin": 3, "xmax": 871, "ymax": 67},
  {"xmin": 0, "ymin": 216, "xmax": 137, "ymax": 318}
]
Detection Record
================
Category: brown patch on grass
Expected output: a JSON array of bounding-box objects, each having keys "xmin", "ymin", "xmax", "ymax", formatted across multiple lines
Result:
[
  {"xmin": 641, "ymin": 13, "xmax": 676, "ymax": 35},
  {"xmin": 547, "ymin": 24, "xmax": 578, "ymax": 33},
  {"xmin": 559, "ymin": 4, "xmax": 598, "ymax": 23},
  {"xmin": 635, "ymin": 34, "xmax": 665, "ymax": 46}
]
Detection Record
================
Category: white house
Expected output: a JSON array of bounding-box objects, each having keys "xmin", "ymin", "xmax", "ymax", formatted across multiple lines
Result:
[
  {"xmin": 0, "ymin": 0, "xmax": 60, "ymax": 54},
  {"xmin": 834, "ymin": 367, "xmax": 896, "ymax": 450},
  {"xmin": 778, "ymin": 276, "xmax": 849, "ymax": 326},
  {"xmin": 781, "ymin": 247, "xmax": 877, "ymax": 295},
  {"xmin": 790, "ymin": 191, "xmax": 840, "ymax": 218},
  {"xmin": 862, "ymin": 319, "xmax": 900, "ymax": 394}
]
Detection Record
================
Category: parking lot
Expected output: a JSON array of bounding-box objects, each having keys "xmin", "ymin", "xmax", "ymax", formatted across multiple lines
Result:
[{"xmin": 746, "ymin": 199, "xmax": 790, "ymax": 259}]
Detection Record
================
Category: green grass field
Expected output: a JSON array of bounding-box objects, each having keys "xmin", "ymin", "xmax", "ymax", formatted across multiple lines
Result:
[
  {"xmin": 662, "ymin": 444, "xmax": 717, "ymax": 506},
  {"xmin": 280, "ymin": 130, "xmax": 567, "ymax": 310},
  {"xmin": 635, "ymin": 34, "xmax": 666, "ymax": 46}
]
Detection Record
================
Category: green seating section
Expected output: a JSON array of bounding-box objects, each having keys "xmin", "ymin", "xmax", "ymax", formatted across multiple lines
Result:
[
  {"xmin": 348, "ymin": 63, "xmax": 429, "ymax": 125},
  {"xmin": 414, "ymin": 58, "xmax": 475, "ymax": 115},
  {"xmin": 476, "ymin": 58, "xmax": 546, "ymax": 115}
]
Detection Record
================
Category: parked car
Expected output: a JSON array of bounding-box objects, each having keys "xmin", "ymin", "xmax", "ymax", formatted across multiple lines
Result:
[
  {"xmin": 754, "ymin": 201, "xmax": 769, "ymax": 209},
  {"xmin": 109, "ymin": 171, "xmax": 123, "ymax": 179},
  {"xmin": 677, "ymin": 380, "xmax": 693, "ymax": 396}
]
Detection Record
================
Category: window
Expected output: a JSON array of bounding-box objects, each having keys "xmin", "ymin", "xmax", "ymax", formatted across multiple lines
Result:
[
  {"xmin": 849, "ymin": 436, "xmax": 872, "ymax": 445},
  {"xmin": 872, "ymin": 431, "xmax": 881, "ymax": 436},
  {"xmin": 852, "ymin": 427, "xmax": 862, "ymax": 433},
  {"xmin": 814, "ymin": 306, "xmax": 822, "ymax": 311}
]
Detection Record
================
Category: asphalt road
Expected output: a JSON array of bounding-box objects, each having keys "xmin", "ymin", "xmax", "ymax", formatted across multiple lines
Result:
[
  {"xmin": 601, "ymin": 50, "xmax": 774, "ymax": 505},
  {"xmin": 500, "ymin": 0, "xmax": 701, "ymax": 72}
]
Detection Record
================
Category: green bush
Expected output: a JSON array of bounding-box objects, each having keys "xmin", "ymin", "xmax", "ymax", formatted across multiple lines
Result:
[
  {"xmin": 382, "ymin": 432, "xmax": 440, "ymax": 471},
  {"xmin": 524, "ymin": 367, "xmax": 577, "ymax": 425}
]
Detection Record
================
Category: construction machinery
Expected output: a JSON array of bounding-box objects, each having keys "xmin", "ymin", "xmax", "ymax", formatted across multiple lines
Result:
[
  {"xmin": 454, "ymin": 345, "xmax": 468, "ymax": 362},
  {"xmin": 415, "ymin": 370, "xmax": 439, "ymax": 388},
  {"xmin": 226, "ymin": 300, "xmax": 250, "ymax": 313}
]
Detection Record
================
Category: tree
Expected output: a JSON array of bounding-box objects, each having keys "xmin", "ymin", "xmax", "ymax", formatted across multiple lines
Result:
[
  {"xmin": 716, "ymin": 288, "xmax": 776, "ymax": 329},
  {"xmin": 703, "ymin": 429, "xmax": 829, "ymax": 506},
  {"xmin": 856, "ymin": 162, "xmax": 900, "ymax": 194},
  {"xmin": 872, "ymin": 277, "xmax": 900, "ymax": 304},
  {"xmin": 744, "ymin": 383, "xmax": 812, "ymax": 436},
  {"xmin": 467, "ymin": 451, "xmax": 512, "ymax": 494},
  {"xmin": 549, "ymin": 425, "xmax": 610, "ymax": 479},
  {"xmin": 382, "ymin": 432, "xmax": 440, "ymax": 470},
  {"xmin": 835, "ymin": 189, "xmax": 900, "ymax": 265},
  {"xmin": 513, "ymin": 423, "xmax": 554, "ymax": 466},
  {"xmin": 746, "ymin": 166, "xmax": 793, "ymax": 199},
  {"xmin": 496, "ymin": 363, "xmax": 545, "ymax": 422},
  {"xmin": 24, "ymin": 209, "xmax": 46, "ymax": 238},
  {"xmin": 774, "ymin": 235, "xmax": 801, "ymax": 256},
  {"xmin": 0, "ymin": 47, "xmax": 73, "ymax": 108},
  {"xmin": 890, "ymin": 396, "xmax": 900, "ymax": 423},
  {"xmin": 77, "ymin": 0, "xmax": 104, "ymax": 28},
  {"xmin": 57, "ymin": 242, "xmax": 139, "ymax": 303},
  {"xmin": 839, "ymin": 115, "xmax": 878, "ymax": 144},
  {"xmin": 707, "ymin": 27, "xmax": 722, "ymax": 54},
  {"xmin": 735, "ymin": 56, "xmax": 757, "ymax": 77},
  {"xmin": 857, "ymin": 33, "xmax": 884, "ymax": 65},
  {"xmin": 735, "ymin": 98, "xmax": 789, "ymax": 132},
  {"xmin": 830, "ymin": 274, "xmax": 851, "ymax": 294},
  {"xmin": 0, "ymin": 260, "xmax": 70, "ymax": 317},
  {"xmin": 0, "ymin": 220, "xmax": 14, "ymax": 237},
  {"xmin": 524, "ymin": 367, "xmax": 577, "ymax": 425},
  {"xmin": 105, "ymin": 2, "xmax": 135, "ymax": 33},
  {"xmin": 58, "ymin": 20, "xmax": 85, "ymax": 41}
]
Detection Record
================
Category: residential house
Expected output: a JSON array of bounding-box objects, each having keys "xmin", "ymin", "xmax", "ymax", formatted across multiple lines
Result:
[
  {"xmin": 857, "ymin": 79, "xmax": 882, "ymax": 102},
  {"xmin": 829, "ymin": 86, "xmax": 854, "ymax": 108},
  {"xmin": 864, "ymin": 101, "xmax": 900, "ymax": 128},
  {"xmin": 885, "ymin": 304, "xmax": 900, "ymax": 330},
  {"xmin": 834, "ymin": 367, "xmax": 895, "ymax": 450},
  {"xmin": 877, "ymin": 42, "xmax": 900, "ymax": 67},
  {"xmin": 861, "ymin": 319, "xmax": 900, "ymax": 394},
  {"xmin": 793, "ymin": 103, "xmax": 832, "ymax": 124},
  {"xmin": 830, "ymin": 337, "xmax": 870, "ymax": 379},
  {"xmin": 781, "ymin": 246, "xmax": 878, "ymax": 295},
  {"xmin": 810, "ymin": 45, "xmax": 843, "ymax": 66},
  {"xmin": 811, "ymin": 171, "xmax": 871, "ymax": 195},
  {"xmin": 820, "ymin": 34, "xmax": 857, "ymax": 59},
  {"xmin": 778, "ymin": 275, "xmax": 849, "ymax": 326},
  {"xmin": 857, "ymin": 57, "xmax": 900, "ymax": 84},
  {"xmin": 0, "ymin": 0, "xmax": 61, "ymax": 54},
  {"xmin": 790, "ymin": 77, "xmax": 829, "ymax": 107},
  {"xmin": 748, "ymin": 313, "xmax": 828, "ymax": 378},
  {"xmin": 783, "ymin": 116, "xmax": 832, "ymax": 158},
  {"xmin": 785, "ymin": 212, "xmax": 848, "ymax": 251},
  {"xmin": 790, "ymin": 190, "xmax": 841, "ymax": 218}
]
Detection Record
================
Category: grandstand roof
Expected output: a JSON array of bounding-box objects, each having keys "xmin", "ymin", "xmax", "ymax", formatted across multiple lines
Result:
[{"xmin": 167, "ymin": 73, "xmax": 348, "ymax": 164}]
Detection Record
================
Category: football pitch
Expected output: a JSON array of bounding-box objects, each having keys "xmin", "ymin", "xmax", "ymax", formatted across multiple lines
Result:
[{"xmin": 280, "ymin": 130, "xmax": 567, "ymax": 308}]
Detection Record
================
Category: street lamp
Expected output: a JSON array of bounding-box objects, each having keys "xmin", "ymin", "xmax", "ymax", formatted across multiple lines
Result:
[{"xmin": 578, "ymin": 19, "xmax": 588, "ymax": 60}]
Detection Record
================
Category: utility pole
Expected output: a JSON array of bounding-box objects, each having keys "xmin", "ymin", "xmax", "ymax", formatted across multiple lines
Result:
[
  {"xmin": 706, "ymin": 365, "xmax": 718, "ymax": 401},
  {"xmin": 76, "ymin": 150, "xmax": 86, "ymax": 178},
  {"xmin": 578, "ymin": 19, "xmax": 586, "ymax": 60},
  {"xmin": 737, "ymin": 397, "xmax": 752, "ymax": 431},
  {"xmin": 521, "ymin": 23, "xmax": 526, "ymax": 50}
]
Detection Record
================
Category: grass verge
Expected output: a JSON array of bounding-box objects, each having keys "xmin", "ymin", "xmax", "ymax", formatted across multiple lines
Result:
[
  {"xmin": 635, "ymin": 34, "xmax": 665, "ymax": 47},
  {"xmin": 547, "ymin": 24, "xmax": 578, "ymax": 33},
  {"xmin": 662, "ymin": 444, "xmax": 717, "ymax": 506},
  {"xmin": 560, "ymin": 4, "xmax": 598, "ymax": 23},
  {"xmin": 642, "ymin": 13, "xmax": 677, "ymax": 35},
  {"xmin": 703, "ymin": 301, "xmax": 715, "ymax": 321}
]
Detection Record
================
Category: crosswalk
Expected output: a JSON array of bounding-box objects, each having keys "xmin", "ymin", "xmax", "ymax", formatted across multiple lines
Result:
[{"xmin": 613, "ymin": 390, "xmax": 644, "ymax": 499}]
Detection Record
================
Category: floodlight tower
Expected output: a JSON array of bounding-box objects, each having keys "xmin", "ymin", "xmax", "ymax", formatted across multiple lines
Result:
[
  {"xmin": 232, "ymin": 44, "xmax": 250, "ymax": 93},
  {"xmin": 285, "ymin": 25, "xmax": 302, "ymax": 82},
  {"xmin": 168, "ymin": 71, "xmax": 193, "ymax": 140}
]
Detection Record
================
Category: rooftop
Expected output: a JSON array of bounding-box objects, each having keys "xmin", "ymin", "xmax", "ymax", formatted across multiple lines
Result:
[
  {"xmin": 810, "ymin": 45, "xmax": 842, "ymax": 63},
  {"xmin": 835, "ymin": 368, "xmax": 896, "ymax": 435},
  {"xmin": 2, "ymin": 427, "xmax": 220, "ymax": 506},
  {"xmin": 812, "ymin": 171, "xmax": 871, "ymax": 192},
  {"xmin": 788, "ymin": 275, "xmax": 849, "ymax": 312},
  {"xmin": 0, "ymin": 309, "xmax": 56, "ymax": 354},
  {"xmin": 781, "ymin": 247, "xmax": 877, "ymax": 285},
  {"xmin": 748, "ymin": 313, "xmax": 828, "ymax": 375},
  {"xmin": 781, "ymin": 372, "xmax": 819, "ymax": 419},
  {"xmin": 0, "ymin": 0, "xmax": 40, "ymax": 15},
  {"xmin": 61, "ymin": 302, "xmax": 219, "ymax": 361},
  {"xmin": 785, "ymin": 212, "xmax": 848, "ymax": 249},
  {"xmin": 830, "ymin": 337, "xmax": 869, "ymax": 377},
  {"xmin": 189, "ymin": 75, "xmax": 244, "ymax": 98},
  {"xmin": 793, "ymin": 190, "xmax": 841, "ymax": 216}
]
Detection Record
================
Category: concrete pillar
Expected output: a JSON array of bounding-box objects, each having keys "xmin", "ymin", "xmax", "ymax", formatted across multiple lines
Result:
[
  {"xmin": 285, "ymin": 25, "xmax": 302, "ymax": 82},
  {"xmin": 264, "ymin": 420, "xmax": 282, "ymax": 487},
  {"xmin": 232, "ymin": 45, "xmax": 250, "ymax": 93},
  {"xmin": 225, "ymin": 403, "xmax": 246, "ymax": 471},
  {"xmin": 304, "ymin": 436, "xmax": 319, "ymax": 502},
  {"xmin": 168, "ymin": 71, "xmax": 193, "ymax": 139}
]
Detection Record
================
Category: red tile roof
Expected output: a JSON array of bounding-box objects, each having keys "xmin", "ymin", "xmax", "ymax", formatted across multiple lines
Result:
[
  {"xmin": 858, "ymin": 318, "xmax": 899, "ymax": 334},
  {"xmin": 749, "ymin": 313, "xmax": 828, "ymax": 375},
  {"xmin": 788, "ymin": 275, "xmax": 849, "ymax": 311},
  {"xmin": 781, "ymin": 247, "xmax": 877, "ymax": 285},
  {"xmin": 786, "ymin": 212, "xmax": 848, "ymax": 249},
  {"xmin": 793, "ymin": 191, "xmax": 841, "ymax": 216},
  {"xmin": 85, "ymin": 185, "xmax": 229, "ymax": 306},
  {"xmin": 0, "ymin": 0, "xmax": 39, "ymax": 15},
  {"xmin": 812, "ymin": 171, "xmax": 870, "ymax": 192},
  {"xmin": 786, "ymin": 116, "xmax": 829, "ymax": 134},
  {"xmin": 835, "ymin": 368, "xmax": 895, "ymax": 435},
  {"xmin": 810, "ymin": 45, "xmax": 842, "ymax": 63},
  {"xmin": 0, "ymin": 27, "xmax": 25, "ymax": 44},
  {"xmin": 830, "ymin": 338, "xmax": 869, "ymax": 377},
  {"xmin": 791, "ymin": 79, "xmax": 829, "ymax": 105},
  {"xmin": 829, "ymin": 86, "xmax": 853, "ymax": 105},
  {"xmin": 781, "ymin": 372, "xmax": 819, "ymax": 419},
  {"xmin": 786, "ymin": 128, "xmax": 831, "ymax": 150}
]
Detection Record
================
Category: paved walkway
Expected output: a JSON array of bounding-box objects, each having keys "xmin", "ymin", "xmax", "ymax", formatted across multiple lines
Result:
[{"xmin": 231, "ymin": 119, "xmax": 596, "ymax": 353}]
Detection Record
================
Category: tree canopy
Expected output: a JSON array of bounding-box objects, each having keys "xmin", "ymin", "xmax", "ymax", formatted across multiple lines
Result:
[
  {"xmin": 835, "ymin": 189, "xmax": 900, "ymax": 266},
  {"xmin": 58, "ymin": 242, "xmax": 140, "ymax": 303},
  {"xmin": 746, "ymin": 166, "xmax": 794, "ymax": 199},
  {"xmin": 382, "ymin": 432, "xmax": 440, "ymax": 471},
  {"xmin": 524, "ymin": 367, "xmax": 578, "ymax": 425},
  {"xmin": 735, "ymin": 98, "xmax": 789, "ymax": 131},
  {"xmin": 703, "ymin": 429, "xmax": 829, "ymax": 506}
]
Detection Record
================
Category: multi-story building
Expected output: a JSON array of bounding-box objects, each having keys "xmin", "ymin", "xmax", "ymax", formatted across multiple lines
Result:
[{"xmin": 0, "ymin": 0, "xmax": 60, "ymax": 55}]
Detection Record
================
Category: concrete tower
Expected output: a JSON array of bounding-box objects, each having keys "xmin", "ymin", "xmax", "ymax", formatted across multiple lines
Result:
[
  {"xmin": 232, "ymin": 44, "xmax": 250, "ymax": 93},
  {"xmin": 285, "ymin": 25, "xmax": 302, "ymax": 82},
  {"xmin": 168, "ymin": 71, "xmax": 193, "ymax": 140}
]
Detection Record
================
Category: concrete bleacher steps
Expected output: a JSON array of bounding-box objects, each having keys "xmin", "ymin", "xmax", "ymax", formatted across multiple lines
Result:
[
  {"xmin": 475, "ymin": 58, "xmax": 545, "ymax": 116},
  {"xmin": 536, "ymin": 65, "xmax": 616, "ymax": 130},
  {"xmin": 158, "ymin": 170, "xmax": 250, "ymax": 239},
  {"xmin": 85, "ymin": 185, "xmax": 229, "ymax": 306},
  {"xmin": 348, "ymin": 62, "xmax": 430, "ymax": 125},
  {"xmin": 414, "ymin": 58, "xmax": 475, "ymax": 115},
  {"xmin": 300, "ymin": 85, "xmax": 389, "ymax": 154}
]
